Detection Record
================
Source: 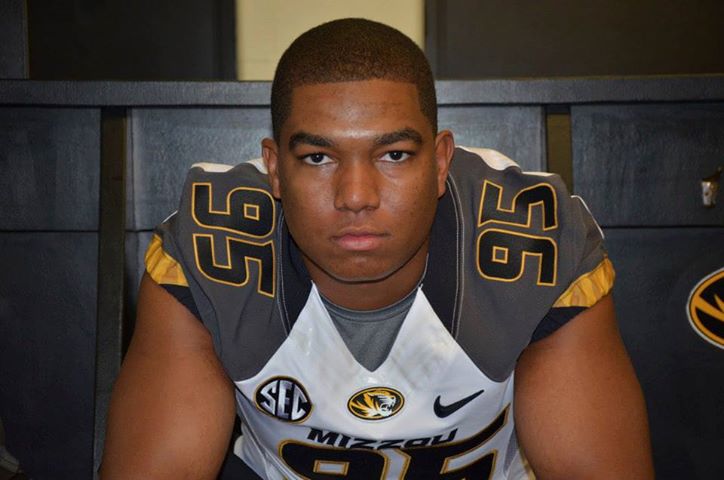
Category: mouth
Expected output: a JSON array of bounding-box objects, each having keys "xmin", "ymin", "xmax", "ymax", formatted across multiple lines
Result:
[{"xmin": 332, "ymin": 230, "xmax": 389, "ymax": 251}]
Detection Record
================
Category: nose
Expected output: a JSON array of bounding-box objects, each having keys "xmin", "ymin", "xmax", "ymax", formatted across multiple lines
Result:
[{"xmin": 333, "ymin": 159, "xmax": 380, "ymax": 213}]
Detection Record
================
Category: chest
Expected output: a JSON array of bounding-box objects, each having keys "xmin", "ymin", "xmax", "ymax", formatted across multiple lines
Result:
[{"xmin": 233, "ymin": 287, "xmax": 518, "ymax": 479}]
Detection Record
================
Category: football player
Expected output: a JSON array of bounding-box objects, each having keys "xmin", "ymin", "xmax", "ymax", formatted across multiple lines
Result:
[{"xmin": 100, "ymin": 18, "xmax": 654, "ymax": 479}]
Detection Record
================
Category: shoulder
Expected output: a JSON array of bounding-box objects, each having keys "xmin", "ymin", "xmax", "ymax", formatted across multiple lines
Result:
[
  {"xmin": 180, "ymin": 158, "xmax": 274, "ymax": 209},
  {"xmin": 448, "ymin": 146, "xmax": 569, "ymax": 208},
  {"xmin": 152, "ymin": 157, "xmax": 279, "ymax": 296},
  {"xmin": 446, "ymin": 146, "xmax": 600, "ymax": 276},
  {"xmin": 145, "ymin": 158, "xmax": 289, "ymax": 379},
  {"xmin": 437, "ymin": 147, "xmax": 613, "ymax": 380}
]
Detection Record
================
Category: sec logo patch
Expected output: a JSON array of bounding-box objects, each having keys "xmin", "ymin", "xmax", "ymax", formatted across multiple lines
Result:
[
  {"xmin": 687, "ymin": 267, "xmax": 724, "ymax": 350},
  {"xmin": 348, "ymin": 387, "xmax": 404, "ymax": 420},
  {"xmin": 255, "ymin": 376, "xmax": 312, "ymax": 423}
]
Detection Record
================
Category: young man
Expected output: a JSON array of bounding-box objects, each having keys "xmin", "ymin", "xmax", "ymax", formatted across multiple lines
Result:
[{"xmin": 101, "ymin": 19, "xmax": 654, "ymax": 479}]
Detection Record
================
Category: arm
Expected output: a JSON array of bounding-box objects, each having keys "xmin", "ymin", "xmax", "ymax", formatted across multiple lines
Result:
[
  {"xmin": 514, "ymin": 294, "xmax": 654, "ymax": 479},
  {"xmin": 99, "ymin": 274, "xmax": 236, "ymax": 479}
]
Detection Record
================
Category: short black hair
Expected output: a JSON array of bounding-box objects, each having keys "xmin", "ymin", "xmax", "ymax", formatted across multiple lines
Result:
[{"xmin": 271, "ymin": 18, "xmax": 437, "ymax": 142}]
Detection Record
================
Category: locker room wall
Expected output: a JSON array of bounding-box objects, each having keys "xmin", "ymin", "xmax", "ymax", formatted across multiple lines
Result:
[
  {"xmin": 0, "ymin": 108, "xmax": 100, "ymax": 478},
  {"xmin": 571, "ymin": 104, "xmax": 724, "ymax": 477},
  {"xmin": 426, "ymin": 0, "xmax": 724, "ymax": 79},
  {"xmin": 1, "ymin": 78, "xmax": 723, "ymax": 479},
  {"xmin": 26, "ymin": 0, "xmax": 236, "ymax": 81}
]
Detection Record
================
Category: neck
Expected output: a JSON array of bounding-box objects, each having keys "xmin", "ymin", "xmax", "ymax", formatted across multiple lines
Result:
[{"xmin": 305, "ymin": 241, "xmax": 428, "ymax": 310}]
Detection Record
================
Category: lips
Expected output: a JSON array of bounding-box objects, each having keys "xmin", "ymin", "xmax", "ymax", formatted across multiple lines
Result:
[{"xmin": 332, "ymin": 229, "xmax": 389, "ymax": 251}]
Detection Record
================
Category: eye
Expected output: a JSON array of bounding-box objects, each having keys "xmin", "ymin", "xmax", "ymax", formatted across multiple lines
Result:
[
  {"xmin": 380, "ymin": 151, "xmax": 411, "ymax": 162},
  {"xmin": 301, "ymin": 153, "xmax": 333, "ymax": 165}
]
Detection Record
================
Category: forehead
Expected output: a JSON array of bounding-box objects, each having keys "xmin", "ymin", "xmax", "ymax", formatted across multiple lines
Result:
[{"xmin": 283, "ymin": 80, "xmax": 431, "ymax": 141}]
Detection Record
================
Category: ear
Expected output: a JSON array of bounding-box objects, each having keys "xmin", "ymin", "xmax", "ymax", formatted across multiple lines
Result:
[
  {"xmin": 261, "ymin": 138, "xmax": 282, "ymax": 199},
  {"xmin": 433, "ymin": 130, "xmax": 455, "ymax": 198}
]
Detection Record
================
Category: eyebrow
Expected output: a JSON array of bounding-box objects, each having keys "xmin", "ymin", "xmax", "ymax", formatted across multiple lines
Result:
[
  {"xmin": 288, "ymin": 128, "xmax": 424, "ymax": 151},
  {"xmin": 374, "ymin": 128, "xmax": 423, "ymax": 147},
  {"xmin": 288, "ymin": 132, "xmax": 334, "ymax": 150}
]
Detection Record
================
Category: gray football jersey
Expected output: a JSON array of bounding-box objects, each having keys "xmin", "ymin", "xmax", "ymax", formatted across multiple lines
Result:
[{"xmin": 145, "ymin": 147, "xmax": 613, "ymax": 478}]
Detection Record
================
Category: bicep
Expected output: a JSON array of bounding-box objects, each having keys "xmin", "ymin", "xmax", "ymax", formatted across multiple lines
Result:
[
  {"xmin": 514, "ymin": 295, "xmax": 654, "ymax": 479},
  {"xmin": 100, "ymin": 273, "xmax": 235, "ymax": 479}
]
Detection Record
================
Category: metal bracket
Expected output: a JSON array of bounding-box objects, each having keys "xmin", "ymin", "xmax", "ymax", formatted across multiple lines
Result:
[{"xmin": 701, "ymin": 167, "xmax": 722, "ymax": 208}]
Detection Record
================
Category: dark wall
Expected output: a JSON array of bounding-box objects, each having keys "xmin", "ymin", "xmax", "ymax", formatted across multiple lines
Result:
[
  {"xmin": 27, "ymin": 0, "xmax": 235, "ymax": 80},
  {"xmin": 25, "ymin": 0, "xmax": 724, "ymax": 81},
  {"xmin": 0, "ymin": 0, "xmax": 28, "ymax": 79},
  {"xmin": 0, "ymin": 107, "xmax": 100, "ymax": 479},
  {"xmin": 427, "ymin": 0, "xmax": 724, "ymax": 78}
]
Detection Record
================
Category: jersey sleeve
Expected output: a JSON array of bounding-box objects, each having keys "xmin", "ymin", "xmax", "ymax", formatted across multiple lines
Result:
[
  {"xmin": 144, "ymin": 226, "xmax": 201, "ymax": 319},
  {"xmin": 531, "ymin": 196, "xmax": 615, "ymax": 342},
  {"xmin": 552, "ymin": 199, "xmax": 614, "ymax": 308}
]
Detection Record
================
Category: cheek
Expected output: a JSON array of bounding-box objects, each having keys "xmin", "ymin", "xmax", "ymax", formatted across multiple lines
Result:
[
  {"xmin": 299, "ymin": 188, "xmax": 332, "ymax": 217},
  {"xmin": 281, "ymin": 187, "xmax": 331, "ymax": 243},
  {"xmin": 391, "ymin": 174, "xmax": 438, "ymax": 219}
]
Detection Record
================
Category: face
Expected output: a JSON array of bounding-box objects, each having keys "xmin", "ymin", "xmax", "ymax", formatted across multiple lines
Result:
[{"xmin": 263, "ymin": 80, "xmax": 453, "ymax": 304}]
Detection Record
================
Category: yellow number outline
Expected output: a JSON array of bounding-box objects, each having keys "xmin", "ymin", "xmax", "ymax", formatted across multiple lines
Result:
[
  {"xmin": 191, "ymin": 182, "xmax": 276, "ymax": 239},
  {"xmin": 478, "ymin": 180, "xmax": 558, "ymax": 231},
  {"xmin": 192, "ymin": 233, "xmax": 276, "ymax": 297},
  {"xmin": 476, "ymin": 228, "xmax": 558, "ymax": 286}
]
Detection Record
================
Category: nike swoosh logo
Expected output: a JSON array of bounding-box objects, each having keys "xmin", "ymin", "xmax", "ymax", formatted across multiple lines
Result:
[{"xmin": 434, "ymin": 389, "xmax": 485, "ymax": 418}]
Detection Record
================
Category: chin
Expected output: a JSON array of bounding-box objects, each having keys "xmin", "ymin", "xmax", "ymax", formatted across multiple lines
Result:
[
  {"xmin": 322, "ymin": 258, "xmax": 401, "ymax": 285},
  {"xmin": 332, "ymin": 272, "xmax": 394, "ymax": 285}
]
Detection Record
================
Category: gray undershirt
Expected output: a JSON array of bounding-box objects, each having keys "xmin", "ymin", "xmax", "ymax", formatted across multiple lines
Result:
[{"xmin": 320, "ymin": 289, "xmax": 417, "ymax": 371}]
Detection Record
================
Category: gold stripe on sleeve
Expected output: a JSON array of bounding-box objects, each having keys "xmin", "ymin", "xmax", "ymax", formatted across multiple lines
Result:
[
  {"xmin": 553, "ymin": 257, "xmax": 615, "ymax": 308},
  {"xmin": 144, "ymin": 234, "xmax": 189, "ymax": 287}
]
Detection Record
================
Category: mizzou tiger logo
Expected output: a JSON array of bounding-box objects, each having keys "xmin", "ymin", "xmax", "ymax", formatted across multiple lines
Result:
[
  {"xmin": 687, "ymin": 267, "xmax": 724, "ymax": 350},
  {"xmin": 348, "ymin": 387, "xmax": 404, "ymax": 420}
]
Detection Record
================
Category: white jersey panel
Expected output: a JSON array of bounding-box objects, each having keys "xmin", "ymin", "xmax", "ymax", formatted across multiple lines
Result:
[{"xmin": 234, "ymin": 285, "xmax": 531, "ymax": 479}]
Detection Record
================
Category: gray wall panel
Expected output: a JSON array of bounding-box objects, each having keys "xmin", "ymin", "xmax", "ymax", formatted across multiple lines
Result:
[
  {"xmin": 605, "ymin": 227, "xmax": 724, "ymax": 480},
  {"xmin": 0, "ymin": 107, "xmax": 100, "ymax": 230},
  {"xmin": 2, "ymin": 77, "xmax": 723, "ymax": 107},
  {"xmin": 129, "ymin": 107, "xmax": 271, "ymax": 230},
  {"xmin": 572, "ymin": 104, "xmax": 724, "ymax": 226},
  {"xmin": 0, "ymin": 232, "xmax": 98, "ymax": 479},
  {"xmin": 439, "ymin": 106, "xmax": 545, "ymax": 171}
]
